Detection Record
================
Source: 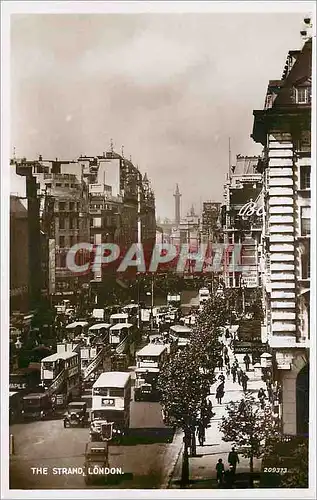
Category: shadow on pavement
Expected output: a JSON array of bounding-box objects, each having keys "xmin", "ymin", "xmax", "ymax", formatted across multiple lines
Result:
[
  {"xmin": 122, "ymin": 427, "xmax": 175, "ymax": 446},
  {"xmin": 171, "ymin": 472, "xmax": 261, "ymax": 489},
  {"xmin": 87, "ymin": 472, "xmax": 134, "ymax": 487}
]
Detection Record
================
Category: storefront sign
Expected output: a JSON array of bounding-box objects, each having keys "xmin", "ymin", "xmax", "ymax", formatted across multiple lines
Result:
[
  {"xmin": 238, "ymin": 201, "xmax": 264, "ymax": 218},
  {"xmin": 9, "ymin": 382, "xmax": 27, "ymax": 391},
  {"xmin": 234, "ymin": 343, "xmax": 267, "ymax": 355},
  {"xmin": 275, "ymin": 352, "xmax": 293, "ymax": 370}
]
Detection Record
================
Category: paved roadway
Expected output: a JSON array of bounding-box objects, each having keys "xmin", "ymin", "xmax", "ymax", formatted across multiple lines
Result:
[
  {"xmin": 9, "ymin": 290, "xmax": 198, "ymax": 490},
  {"xmin": 9, "ymin": 384, "xmax": 178, "ymax": 490}
]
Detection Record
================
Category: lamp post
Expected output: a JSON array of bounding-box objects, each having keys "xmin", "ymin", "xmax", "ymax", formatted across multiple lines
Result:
[
  {"xmin": 146, "ymin": 275, "xmax": 154, "ymax": 332},
  {"xmin": 137, "ymin": 273, "xmax": 141, "ymax": 329}
]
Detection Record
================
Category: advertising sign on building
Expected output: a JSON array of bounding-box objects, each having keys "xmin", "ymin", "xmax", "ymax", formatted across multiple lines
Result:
[
  {"xmin": 242, "ymin": 275, "xmax": 258, "ymax": 288},
  {"xmin": 48, "ymin": 238, "xmax": 56, "ymax": 294}
]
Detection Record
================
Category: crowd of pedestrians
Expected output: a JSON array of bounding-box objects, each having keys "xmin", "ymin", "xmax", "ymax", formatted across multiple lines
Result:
[
  {"xmin": 193, "ymin": 325, "xmax": 272, "ymax": 488},
  {"xmin": 214, "ymin": 331, "xmax": 252, "ymax": 406}
]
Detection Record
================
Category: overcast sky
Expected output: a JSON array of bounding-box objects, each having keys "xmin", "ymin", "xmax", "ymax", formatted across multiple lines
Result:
[{"xmin": 10, "ymin": 11, "xmax": 306, "ymax": 219}]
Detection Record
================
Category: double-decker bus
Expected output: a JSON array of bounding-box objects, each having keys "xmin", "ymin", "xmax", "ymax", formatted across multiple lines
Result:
[
  {"xmin": 109, "ymin": 313, "xmax": 133, "ymax": 350},
  {"xmin": 134, "ymin": 343, "xmax": 169, "ymax": 401},
  {"xmin": 40, "ymin": 345, "xmax": 80, "ymax": 405},
  {"xmin": 169, "ymin": 324, "xmax": 192, "ymax": 349},
  {"xmin": 90, "ymin": 371, "xmax": 131, "ymax": 441}
]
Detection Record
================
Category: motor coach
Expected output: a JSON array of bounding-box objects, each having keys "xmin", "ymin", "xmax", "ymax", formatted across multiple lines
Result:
[
  {"xmin": 169, "ymin": 324, "xmax": 192, "ymax": 349},
  {"xmin": 109, "ymin": 322, "xmax": 133, "ymax": 350},
  {"xmin": 22, "ymin": 392, "xmax": 55, "ymax": 420},
  {"xmin": 134, "ymin": 343, "xmax": 168, "ymax": 401},
  {"xmin": 90, "ymin": 371, "xmax": 131, "ymax": 442}
]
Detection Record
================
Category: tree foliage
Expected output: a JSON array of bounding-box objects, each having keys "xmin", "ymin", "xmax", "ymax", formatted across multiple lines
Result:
[
  {"xmin": 219, "ymin": 394, "xmax": 279, "ymax": 470},
  {"xmin": 158, "ymin": 291, "xmax": 231, "ymax": 430},
  {"xmin": 158, "ymin": 347, "xmax": 207, "ymax": 429},
  {"xmin": 280, "ymin": 440, "xmax": 308, "ymax": 488}
]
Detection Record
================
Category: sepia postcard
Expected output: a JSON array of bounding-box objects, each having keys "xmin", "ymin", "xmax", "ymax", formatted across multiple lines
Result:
[{"xmin": 1, "ymin": 1, "xmax": 316, "ymax": 498}]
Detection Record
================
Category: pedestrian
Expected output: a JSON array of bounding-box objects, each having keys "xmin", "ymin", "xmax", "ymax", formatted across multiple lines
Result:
[
  {"xmin": 218, "ymin": 357, "xmax": 224, "ymax": 370},
  {"xmin": 224, "ymin": 354, "xmax": 230, "ymax": 367},
  {"xmin": 267, "ymin": 384, "xmax": 274, "ymax": 403},
  {"xmin": 237, "ymin": 368, "xmax": 243, "ymax": 385},
  {"xmin": 197, "ymin": 420, "xmax": 206, "ymax": 447},
  {"xmin": 243, "ymin": 353, "xmax": 251, "ymax": 372},
  {"xmin": 223, "ymin": 345, "xmax": 228, "ymax": 357},
  {"xmin": 231, "ymin": 365, "xmax": 237, "ymax": 383},
  {"xmin": 207, "ymin": 399, "xmax": 214, "ymax": 421},
  {"xmin": 258, "ymin": 387, "xmax": 266, "ymax": 408},
  {"xmin": 224, "ymin": 464, "xmax": 235, "ymax": 488},
  {"xmin": 216, "ymin": 381, "xmax": 225, "ymax": 404},
  {"xmin": 226, "ymin": 364, "xmax": 230, "ymax": 377},
  {"xmin": 216, "ymin": 458, "xmax": 225, "ymax": 487},
  {"xmin": 228, "ymin": 447, "xmax": 240, "ymax": 474},
  {"xmin": 241, "ymin": 372, "xmax": 249, "ymax": 392},
  {"xmin": 225, "ymin": 328, "xmax": 231, "ymax": 340}
]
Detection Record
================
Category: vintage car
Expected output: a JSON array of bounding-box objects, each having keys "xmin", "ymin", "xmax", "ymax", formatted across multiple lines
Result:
[
  {"xmin": 63, "ymin": 401, "xmax": 89, "ymax": 428},
  {"xmin": 89, "ymin": 418, "xmax": 124, "ymax": 443},
  {"xmin": 22, "ymin": 393, "xmax": 55, "ymax": 420},
  {"xmin": 84, "ymin": 441, "xmax": 109, "ymax": 485}
]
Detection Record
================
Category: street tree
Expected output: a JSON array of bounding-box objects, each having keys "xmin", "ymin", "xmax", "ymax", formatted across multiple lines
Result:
[
  {"xmin": 196, "ymin": 288, "xmax": 239, "ymax": 331},
  {"xmin": 158, "ymin": 345, "xmax": 210, "ymax": 486},
  {"xmin": 219, "ymin": 393, "xmax": 279, "ymax": 484},
  {"xmin": 158, "ymin": 288, "xmax": 237, "ymax": 486}
]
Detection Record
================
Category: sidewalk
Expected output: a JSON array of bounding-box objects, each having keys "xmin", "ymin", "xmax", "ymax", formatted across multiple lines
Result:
[{"xmin": 168, "ymin": 333, "xmax": 266, "ymax": 489}]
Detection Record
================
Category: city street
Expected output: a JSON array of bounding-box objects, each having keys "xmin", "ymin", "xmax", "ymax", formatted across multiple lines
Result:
[
  {"xmin": 9, "ymin": 291, "xmax": 199, "ymax": 490},
  {"xmin": 10, "ymin": 385, "xmax": 178, "ymax": 489}
]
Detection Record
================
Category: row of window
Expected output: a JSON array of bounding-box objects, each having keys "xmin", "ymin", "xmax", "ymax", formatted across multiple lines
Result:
[
  {"xmin": 93, "ymin": 388, "xmax": 124, "ymax": 397},
  {"xmin": 58, "ymin": 235, "xmax": 84, "ymax": 248},
  {"xmin": 47, "ymin": 183, "xmax": 78, "ymax": 189},
  {"xmin": 91, "ymin": 216, "xmax": 118, "ymax": 228},
  {"xmin": 58, "ymin": 217, "xmax": 80, "ymax": 230},
  {"xmin": 56, "ymin": 248, "xmax": 89, "ymax": 268},
  {"xmin": 57, "ymin": 201, "xmax": 81, "ymax": 212},
  {"xmin": 90, "ymin": 203, "xmax": 114, "ymax": 210}
]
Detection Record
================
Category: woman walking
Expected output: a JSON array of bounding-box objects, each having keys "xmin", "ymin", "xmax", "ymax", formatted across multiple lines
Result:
[{"xmin": 216, "ymin": 381, "xmax": 225, "ymax": 404}]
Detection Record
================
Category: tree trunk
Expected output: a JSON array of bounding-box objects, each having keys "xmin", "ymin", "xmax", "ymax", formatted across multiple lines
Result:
[
  {"xmin": 190, "ymin": 427, "xmax": 197, "ymax": 457},
  {"xmin": 249, "ymin": 455, "xmax": 254, "ymax": 488},
  {"xmin": 180, "ymin": 434, "xmax": 189, "ymax": 488}
]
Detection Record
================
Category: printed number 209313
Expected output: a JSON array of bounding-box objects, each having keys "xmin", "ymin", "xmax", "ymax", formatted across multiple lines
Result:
[{"xmin": 263, "ymin": 467, "xmax": 288, "ymax": 474}]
